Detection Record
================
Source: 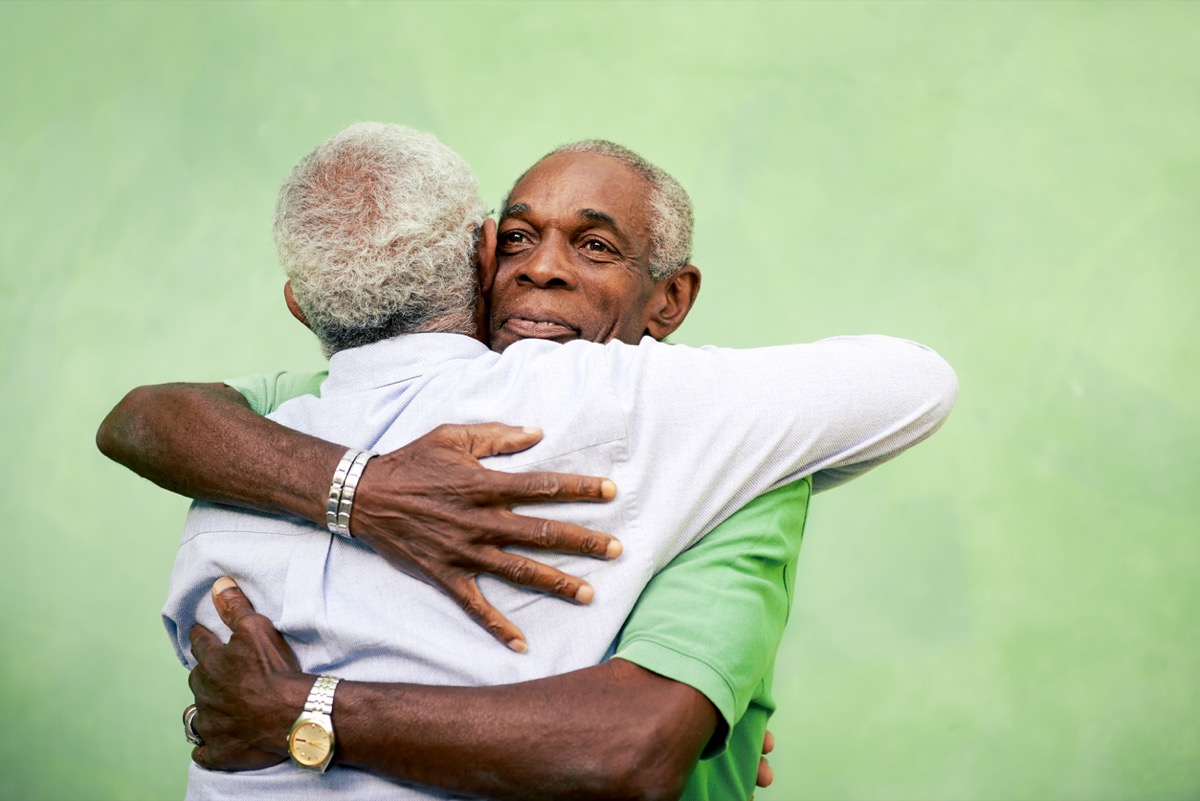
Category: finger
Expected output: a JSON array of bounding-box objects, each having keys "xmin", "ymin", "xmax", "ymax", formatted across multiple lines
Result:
[
  {"xmin": 210, "ymin": 577, "xmax": 257, "ymax": 631},
  {"xmin": 483, "ymin": 551, "xmax": 595, "ymax": 604},
  {"xmin": 439, "ymin": 422, "xmax": 544, "ymax": 458},
  {"xmin": 763, "ymin": 729, "xmax": 775, "ymax": 755},
  {"xmin": 189, "ymin": 623, "xmax": 223, "ymax": 665},
  {"xmin": 445, "ymin": 575, "xmax": 527, "ymax": 654},
  {"xmin": 503, "ymin": 513, "xmax": 622, "ymax": 559},
  {"xmin": 756, "ymin": 756, "xmax": 774, "ymax": 788},
  {"xmin": 188, "ymin": 663, "xmax": 204, "ymax": 697},
  {"xmin": 192, "ymin": 745, "xmax": 209, "ymax": 769},
  {"xmin": 501, "ymin": 470, "xmax": 617, "ymax": 504}
]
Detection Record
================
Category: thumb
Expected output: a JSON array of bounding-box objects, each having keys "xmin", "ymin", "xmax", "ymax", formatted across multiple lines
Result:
[{"xmin": 211, "ymin": 577, "xmax": 258, "ymax": 631}]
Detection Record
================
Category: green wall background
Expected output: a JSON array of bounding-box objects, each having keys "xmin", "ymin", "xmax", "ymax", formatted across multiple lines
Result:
[{"xmin": 2, "ymin": 2, "xmax": 1197, "ymax": 799}]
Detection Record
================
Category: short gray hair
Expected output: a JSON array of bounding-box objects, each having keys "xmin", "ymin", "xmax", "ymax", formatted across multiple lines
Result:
[
  {"xmin": 505, "ymin": 140, "xmax": 694, "ymax": 280},
  {"xmin": 275, "ymin": 122, "xmax": 486, "ymax": 355}
]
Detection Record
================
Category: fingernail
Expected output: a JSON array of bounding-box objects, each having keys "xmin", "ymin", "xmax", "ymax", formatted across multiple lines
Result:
[
  {"xmin": 522, "ymin": 426, "xmax": 542, "ymax": 436},
  {"xmin": 507, "ymin": 638, "xmax": 528, "ymax": 654},
  {"xmin": 212, "ymin": 577, "xmax": 238, "ymax": 595},
  {"xmin": 575, "ymin": 584, "xmax": 595, "ymax": 604},
  {"xmin": 600, "ymin": 479, "xmax": 617, "ymax": 500},
  {"xmin": 606, "ymin": 539, "xmax": 623, "ymax": 559}
]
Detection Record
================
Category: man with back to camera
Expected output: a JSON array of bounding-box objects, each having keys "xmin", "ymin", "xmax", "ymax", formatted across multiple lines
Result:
[{"xmin": 98, "ymin": 122, "xmax": 955, "ymax": 796}]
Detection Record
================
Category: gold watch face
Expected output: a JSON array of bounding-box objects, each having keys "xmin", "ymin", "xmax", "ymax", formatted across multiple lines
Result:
[{"xmin": 289, "ymin": 720, "xmax": 332, "ymax": 767}]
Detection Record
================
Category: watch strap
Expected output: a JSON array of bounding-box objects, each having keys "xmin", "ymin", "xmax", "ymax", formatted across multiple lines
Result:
[{"xmin": 305, "ymin": 675, "xmax": 340, "ymax": 715}]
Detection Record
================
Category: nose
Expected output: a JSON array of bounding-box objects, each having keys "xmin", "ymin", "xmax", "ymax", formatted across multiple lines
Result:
[{"xmin": 517, "ymin": 236, "xmax": 577, "ymax": 289}]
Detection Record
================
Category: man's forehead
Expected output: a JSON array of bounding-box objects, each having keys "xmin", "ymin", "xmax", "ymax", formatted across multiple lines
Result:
[{"xmin": 502, "ymin": 152, "xmax": 649, "ymax": 224}]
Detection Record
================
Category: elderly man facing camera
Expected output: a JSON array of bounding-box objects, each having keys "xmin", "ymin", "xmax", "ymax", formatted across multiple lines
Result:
[{"xmin": 101, "ymin": 124, "xmax": 956, "ymax": 800}]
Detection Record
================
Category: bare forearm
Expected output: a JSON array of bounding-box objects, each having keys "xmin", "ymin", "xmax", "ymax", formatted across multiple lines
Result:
[
  {"xmin": 270, "ymin": 660, "xmax": 714, "ymax": 801},
  {"xmin": 96, "ymin": 382, "xmax": 340, "ymax": 523}
]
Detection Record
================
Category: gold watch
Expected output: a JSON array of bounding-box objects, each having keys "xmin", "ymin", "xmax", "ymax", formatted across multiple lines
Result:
[{"xmin": 288, "ymin": 676, "xmax": 340, "ymax": 772}]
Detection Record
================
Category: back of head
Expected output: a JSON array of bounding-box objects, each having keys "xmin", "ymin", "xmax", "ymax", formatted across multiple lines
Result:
[{"xmin": 275, "ymin": 123, "xmax": 486, "ymax": 355}]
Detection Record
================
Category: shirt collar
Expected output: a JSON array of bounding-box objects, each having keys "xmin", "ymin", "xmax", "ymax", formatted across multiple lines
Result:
[{"xmin": 322, "ymin": 333, "xmax": 490, "ymax": 394}]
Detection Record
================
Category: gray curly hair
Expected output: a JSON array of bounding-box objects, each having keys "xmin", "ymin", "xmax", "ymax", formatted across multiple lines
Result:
[
  {"xmin": 275, "ymin": 123, "xmax": 486, "ymax": 355},
  {"xmin": 503, "ymin": 140, "xmax": 694, "ymax": 280}
]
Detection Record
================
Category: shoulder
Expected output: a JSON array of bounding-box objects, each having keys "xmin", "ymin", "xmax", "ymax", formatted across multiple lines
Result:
[{"xmin": 225, "ymin": 370, "xmax": 328, "ymax": 415}]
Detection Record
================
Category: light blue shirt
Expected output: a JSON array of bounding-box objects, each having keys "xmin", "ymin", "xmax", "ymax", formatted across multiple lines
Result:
[{"xmin": 163, "ymin": 332, "xmax": 956, "ymax": 800}]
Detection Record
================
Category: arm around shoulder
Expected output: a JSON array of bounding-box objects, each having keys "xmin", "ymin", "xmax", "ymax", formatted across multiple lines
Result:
[
  {"xmin": 96, "ymin": 381, "xmax": 341, "ymax": 521},
  {"xmin": 723, "ymin": 334, "xmax": 958, "ymax": 493},
  {"xmin": 808, "ymin": 335, "xmax": 958, "ymax": 492},
  {"xmin": 621, "ymin": 334, "xmax": 959, "ymax": 508}
]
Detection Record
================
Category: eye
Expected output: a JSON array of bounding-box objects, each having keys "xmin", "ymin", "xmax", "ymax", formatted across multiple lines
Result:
[
  {"xmin": 581, "ymin": 237, "xmax": 615, "ymax": 255},
  {"xmin": 498, "ymin": 229, "xmax": 532, "ymax": 253}
]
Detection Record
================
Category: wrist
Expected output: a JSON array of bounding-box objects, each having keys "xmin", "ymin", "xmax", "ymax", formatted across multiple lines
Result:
[
  {"xmin": 287, "ymin": 675, "xmax": 342, "ymax": 772},
  {"xmin": 326, "ymin": 448, "xmax": 377, "ymax": 538},
  {"xmin": 296, "ymin": 442, "xmax": 347, "ymax": 527},
  {"xmin": 341, "ymin": 462, "xmax": 389, "ymax": 548},
  {"xmin": 263, "ymin": 672, "xmax": 316, "ymax": 756}
]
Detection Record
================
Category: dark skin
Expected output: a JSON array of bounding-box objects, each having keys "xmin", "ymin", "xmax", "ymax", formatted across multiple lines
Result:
[
  {"xmin": 191, "ymin": 577, "xmax": 716, "ymax": 801},
  {"xmin": 102, "ymin": 153, "xmax": 776, "ymax": 798},
  {"xmin": 489, "ymin": 151, "xmax": 699, "ymax": 353}
]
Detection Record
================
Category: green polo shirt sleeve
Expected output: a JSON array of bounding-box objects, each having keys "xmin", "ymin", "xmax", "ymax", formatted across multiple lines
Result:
[
  {"xmin": 613, "ymin": 477, "xmax": 810, "ymax": 797},
  {"xmin": 225, "ymin": 370, "xmax": 327, "ymax": 414}
]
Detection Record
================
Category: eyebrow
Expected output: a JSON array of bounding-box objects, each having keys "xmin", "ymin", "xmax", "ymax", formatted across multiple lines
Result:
[
  {"xmin": 500, "ymin": 204, "xmax": 628, "ymax": 243},
  {"xmin": 500, "ymin": 202, "xmax": 530, "ymax": 220},
  {"xmin": 580, "ymin": 208, "xmax": 617, "ymax": 227},
  {"xmin": 580, "ymin": 206, "xmax": 614, "ymax": 225}
]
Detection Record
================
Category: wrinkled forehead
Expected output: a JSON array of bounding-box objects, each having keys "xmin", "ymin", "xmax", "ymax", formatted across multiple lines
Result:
[{"xmin": 503, "ymin": 152, "xmax": 652, "ymax": 235}]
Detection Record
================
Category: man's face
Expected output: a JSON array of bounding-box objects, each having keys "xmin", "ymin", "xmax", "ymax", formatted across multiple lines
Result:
[{"xmin": 487, "ymin": 152, "xmax": 662, "ymax": 353}]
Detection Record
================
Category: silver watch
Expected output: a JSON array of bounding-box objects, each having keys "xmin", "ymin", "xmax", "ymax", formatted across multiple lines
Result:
[{"xmin": 287, "ymin": 676, "xmax": 340, "ymax": 772}]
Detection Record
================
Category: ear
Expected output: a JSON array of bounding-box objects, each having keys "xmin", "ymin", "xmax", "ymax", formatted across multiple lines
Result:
[
  {"xmin": 645, "ymin": 265, "xmax": 701, "ymax": 340},
  {"xmin": 475, "ymin": 218, "xmax": 498, "ymax": 296},
  {"xmin": 472, "ymin": 218, "xmax": 498, "ymax": 343},
  {"xmin": 283, "ymin": 281, "xmax": 312, "ymax": 330}
]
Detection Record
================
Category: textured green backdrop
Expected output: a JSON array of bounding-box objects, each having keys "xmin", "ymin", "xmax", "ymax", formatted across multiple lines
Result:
[{"xmin": 2, "ymin": 2, "xmax": 1197, "ymax": 799}]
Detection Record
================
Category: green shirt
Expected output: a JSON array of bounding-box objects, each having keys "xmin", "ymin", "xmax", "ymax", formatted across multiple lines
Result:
[{"xmin": 228, "ymin": 370, "xmax": 810, "ymax": 801}]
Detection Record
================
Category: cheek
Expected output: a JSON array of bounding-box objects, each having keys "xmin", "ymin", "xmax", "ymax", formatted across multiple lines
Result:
[
  {"xmin": 486, "ymin": 279, "xmax": 514, "ymax": 310},
  {"xmin": 492, "ymin": 256, "xmax": 524, "ymax": 283},
  {"xmin": 599, "ymin": 290, "xmax": 649, "ymax": 338}
]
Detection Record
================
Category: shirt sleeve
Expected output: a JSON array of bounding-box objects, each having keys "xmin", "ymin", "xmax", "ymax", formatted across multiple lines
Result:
[
  {"xmin": 613, "ymin": 476, "xmax": 811, "ymax": 758},
  {"xmin": 608, "ymin": 334, "xmax": 957, "ymax": 572},
  {"xmin": 224, "ymin": 370, "xmax": 328, "ymax": 415}
]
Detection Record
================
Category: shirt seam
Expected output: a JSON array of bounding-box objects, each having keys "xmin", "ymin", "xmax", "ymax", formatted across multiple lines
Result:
[{"xmin": 614, "ymin": 636, "xmax": 739, "ymax": 723}]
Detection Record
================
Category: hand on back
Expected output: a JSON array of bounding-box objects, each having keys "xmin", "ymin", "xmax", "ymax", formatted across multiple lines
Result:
[{"xmin": 350, "ymin": 422, "xmax": 621, "ymax": 651}]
